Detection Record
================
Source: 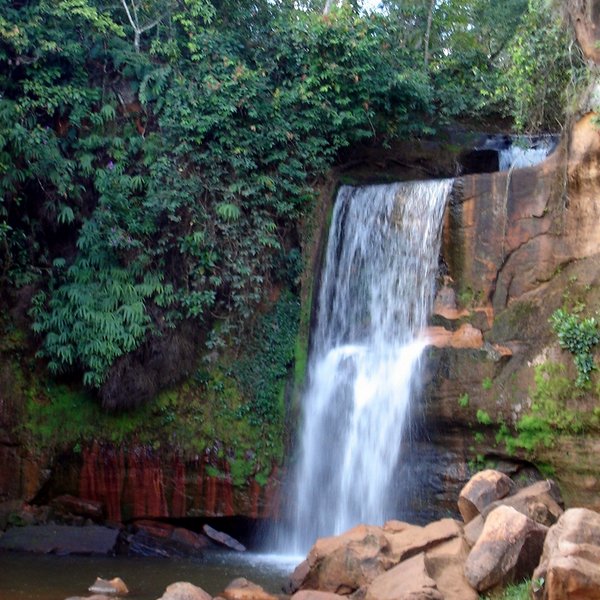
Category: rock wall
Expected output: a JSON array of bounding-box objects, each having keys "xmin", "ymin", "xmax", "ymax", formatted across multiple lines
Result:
[{"xmin": 422, "ymin": 113, "xmax": 600, "ymax": 515}]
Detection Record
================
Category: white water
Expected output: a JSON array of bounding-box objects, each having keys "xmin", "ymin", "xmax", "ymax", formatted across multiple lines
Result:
[
  {"xmin": 499, "ymin": 137, "xmax": 555, "ymax": 171},
  {"xmin": 283, "ymin": 180, "xmax": 453, "ymax": 553}
]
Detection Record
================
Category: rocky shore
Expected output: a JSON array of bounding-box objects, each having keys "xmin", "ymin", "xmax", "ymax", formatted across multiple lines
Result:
[{"xmin": 3, "ymin": 469, "xmax": 600, "ymax": 599}]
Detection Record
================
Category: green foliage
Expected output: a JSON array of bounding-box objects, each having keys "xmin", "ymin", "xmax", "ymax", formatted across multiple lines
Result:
[
  {"xmin": 458, "ymin": 392, "xmax": 470, "ymax": 408},
  {"xmin": 476, "ymin": 409, "xmax": 493, "ymax": 425},
  {"xmin": 499, "ymin": 0, "xmax": 585, "ymax": 132},
  {"xmin": 482, "ymin": 377, "xmax": 493, "ymax": 390},
  {"xmin": 480, "ymin": 579, "xmax": 531, "ymax": 600},
  {"xmin": 235, "ymin": 291, "xmax": 300, "ymax": 425},
  {"xmin": 550, "ymin": 308, "xmax": 599, "ymax": 387}
]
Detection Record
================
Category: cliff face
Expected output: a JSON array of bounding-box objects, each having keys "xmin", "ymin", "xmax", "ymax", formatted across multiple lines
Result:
[{"xmin": 421, "ymin": 114, "xmax": 600, "ymax": 515}]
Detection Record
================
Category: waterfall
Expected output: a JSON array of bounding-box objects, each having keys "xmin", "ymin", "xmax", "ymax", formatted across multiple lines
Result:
[
  {"xmin": 283, "ymin": 179, "xmax": 453, "ymax": 553},
  {"xmin": 498, "ymin": 137, "xmax": 555, "ymax": 171}
]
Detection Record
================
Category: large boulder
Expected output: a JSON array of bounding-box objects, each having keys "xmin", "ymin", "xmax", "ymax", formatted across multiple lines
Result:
[
  {"xmin": 532, "ymin": 507, "xmax": 600, "ymax": 600},
  {"xmin": 157, "ymin": 582, "xmax": 213, "ymax": 600},
  {"xmin": 482, "ymin": 480, "xmax": 563, "ymax": 526},
  {"xmin": 464, "ymin": 505, "xmax": 547, "ymax": 592},
  {"xmin": 0, "ymin": 524, "xmax": 119, "ymax": 555},
  {"xmin": 365, "ymin": 553, "xmax": 443, "ymax": 600},
  {"xmin": 291, "ymin": 592, "xmax": 347, "ymax": 600},
  {"xmin": 424, "ymin": 537, "xmax": 478, "ymax": 600},
  {"xmin": 300, "ymin": 525, "xmax": 392, "ymax": 594},
  {"xmin": 384, "ymin": 519, "xmax": 462, "ymax": 564},
  {"xmin": 458, "ymin": 470, "xmax": 515, "ymax": 524}
]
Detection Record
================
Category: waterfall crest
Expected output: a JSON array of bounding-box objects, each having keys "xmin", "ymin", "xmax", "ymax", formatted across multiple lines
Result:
[{"xmin": 284, "ymin": 179, "xmax": 453, "ymax": 553}]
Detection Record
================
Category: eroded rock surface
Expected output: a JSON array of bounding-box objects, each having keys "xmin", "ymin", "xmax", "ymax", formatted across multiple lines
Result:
[
  {"xmin": 464, "ymin": 505, "xmax": 547, "ymax": 592},
  {"xmin": 533, "ymin": 507, "xmax": 600, "ymax": 600}
]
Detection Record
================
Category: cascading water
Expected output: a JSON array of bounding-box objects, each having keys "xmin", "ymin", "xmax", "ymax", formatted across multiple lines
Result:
[
  {"xmin": 283, "ymin": 179, "xmax": 453, "ymax": 554},
  {"xmin": 498, "ymin": 136, "xmax": 555, "ymax": 171}
]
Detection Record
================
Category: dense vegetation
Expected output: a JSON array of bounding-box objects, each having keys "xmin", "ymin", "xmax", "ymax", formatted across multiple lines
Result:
[{"xmin": 0, "ymin": 0, "xmax": 583, "ymax": 475}]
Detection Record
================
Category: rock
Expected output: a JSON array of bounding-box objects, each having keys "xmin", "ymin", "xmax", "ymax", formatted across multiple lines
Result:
[
  {"xmin": 65, "ymin": 596, "xmax": 115, "ymax": 600},
  {"xmin": 52, "ymin": 495, "xmax": 104, "ymax": 521},
  {"xmin": 458, "ymin": 470, "xmax": 515, "ymax": 524},
  {"xmin": 221, "ymin": 578, "xmax": 277, "ymax": 600},
  {"xmin": 482, "ymin": 480, "xmax": 564, "ymax": 526},
  {"xmin": 0, "ymin": 524, "xmax": 119, "ymax": 555},
  {"xmin": 464, "ymin": 505, "xmax": 548, "ymax": 592},
  {"xmin": 384, "ymin": 519, "xmax": 463, "ymax": 564},
  {"xmin": 365, "ymin": 553, "xmax": 443, "ymax": 600},
  {"xmin": 285, "ymin": 559, "xmax": 310, "ymax": 594},
  {"xmin": 463, "ymin": 515, "xmax": 484, "ymax": 547},
  {"xmin": 126, "ymin": 522, "xmax": 211, "ymax": 557},
  {"xmin": 157, "ymin": 582, "xmax": 213, "ymax": 600},
  {"xmin": 88, "ymin": 577, "xmax": 129, "ymax": 595},
  {"xmin": 203, "ymin": 525, "xmax": 246, "ymax": 552},
  {"xmin": 532, "ymin": 507, "xmax": 600, "ymax": 600},
  {"xmin": 292, "ymin": 592, "xmax": 347, "ymax": 600},
  {"xmin": 424, "ymin": 537, "xmax": 478, "ymax": 600},
  {"xmin": 301, "ymin": 525, "xmax": 392, "ymax": 594}
]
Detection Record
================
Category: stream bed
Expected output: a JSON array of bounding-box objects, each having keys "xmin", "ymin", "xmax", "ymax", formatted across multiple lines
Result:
[{"xmin": 0, "ymin": 551, "xmax": 300, "ymax": 600}]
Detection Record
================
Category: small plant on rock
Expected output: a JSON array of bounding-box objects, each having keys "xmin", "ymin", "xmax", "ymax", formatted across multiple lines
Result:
[{"xmin": 550, "ymin": 308, "xmax": 599, "ymax": 387}]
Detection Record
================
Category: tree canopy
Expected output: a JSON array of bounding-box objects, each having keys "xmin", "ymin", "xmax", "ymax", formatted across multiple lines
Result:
[{"xmin": 0, "ymin": 0, "xmax": 582, "ymax": 408}]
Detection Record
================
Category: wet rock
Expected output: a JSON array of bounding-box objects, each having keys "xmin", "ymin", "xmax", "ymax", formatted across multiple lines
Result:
[
  {"xmin": 424, "ymin": 537, "xmax": 478, "ymax": 600},
  {"xmin": 458, "ymin": 470, "xmax": 515, "ymax": 524},
  {"xmin": 125, "ymin": 521, "xmax": 211, "ymax": 557},
  {"xmin": 532, "ymin": 508, "xmax": 600, "ymax": 600},
  {"xmin": 203, "ymin": 524, "xmax": 246, "ymax": 552},
  {"xmin": 285, "ymin": 559, "xmax": 309, "ymax": 594},
  {"xmin": 300, "ymin": 525, "xmax": 392, "ymax": 594},
  {"xmin": 365, "ymin": 553, "xmax": 443, "ymax": 600},
  {"xmin": 221, "ymin": 578, "xmax": 277, "ymax": 600},
  {"xmin": 0, "ymin": 524, "xmax": 119, "ymax": 555},
  {"xmin": 464, "ymin": 505, "xmax": 547, "ymax": 592},
  {"xmin": 88, "ymin": 577, "xmax": 129, "ymax": 595},
  {"xmin": 52, "ymin": 495, "xmax": 104, "ymax": 521},
  {"xmin": 157, "ymin": 582, "xmax": 213, "ymax": 600},
  {"xmin": 65, "ymin": 595, "xmax": 115, "ymax": 600}
]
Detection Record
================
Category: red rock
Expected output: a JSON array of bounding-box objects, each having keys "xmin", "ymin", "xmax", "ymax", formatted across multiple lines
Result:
[
  {"xmin": 384, "ymin": 518, "xmax": 463, "ymax": 564},
  {"xmin": 292, "ymin": 592, "xmax": 346, "ymax": 600},
  {"xmin": 464, "ymin": 505, "xmax": 548, "ymax": 592},
  {"xmin": 88, "ymin": 577, "xmax": 129, "ymax": 595},
  {"xmin": 51, "ymin": 495, "xmax": 104, "ymax": 521},
  {"xmin": 221, "ymin": 578, "xmax": 277, "ymax": 600},
  {"xmin": 365, "ymin": 553, "xmax": 443, "ymax": 600},
  {"xmin": 158, "ymin": 582, "xmax": 213, "ymax": 600},
  {"xmin": 301, "ymin": 525, "xmax": 391, "ymax": 594},
  {"xmin": 458, "ymin": 470, "xmax": 515, "ymax": 524},
  {"xmin": 424, "ymin": 537, "xmax": 478, "ymax": 600},
  {"xmin": 533, "ymin": 508, "xmax": 600, "ymax": 600}
]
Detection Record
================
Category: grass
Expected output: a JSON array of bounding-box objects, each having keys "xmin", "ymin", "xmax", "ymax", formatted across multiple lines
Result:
[{"xmin": 480, "ymin": 579, "xmax": 531, "ymax": 600}]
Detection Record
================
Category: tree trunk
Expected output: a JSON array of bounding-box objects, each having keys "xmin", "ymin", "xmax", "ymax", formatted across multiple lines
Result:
[
  {"xmin": 423, "ymin": 0, "xmax": 435, "ymax": 67},
  {"xmin": 323, "ymin": 0, "xmax": 335, "ymax": 15}
]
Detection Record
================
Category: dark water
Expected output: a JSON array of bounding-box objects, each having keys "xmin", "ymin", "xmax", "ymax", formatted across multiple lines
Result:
[{"xmin": 0, "ymin": 551, "xmax": 302, "ymax": 600}]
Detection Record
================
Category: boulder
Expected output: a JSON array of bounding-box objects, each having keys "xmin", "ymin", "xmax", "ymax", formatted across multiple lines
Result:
[
  {"xmin": 292, "ymin": 592, "xmax": 347, "ymax": 600},
  {"xmin": 221, "ymin": 578, "xmax": 277, "ymax": 600},
  {"xmin": 365, "ymin": 553, "xmax": 443, "ymax": 600},
  {"xmin": 384, "ymin": 519, "xmax": 463, "ymax": 564},
  {"xmin": 301, "ymin": 525, "xmax": 392, "ymax": 594},
  {"xmin": 51, "ymin": 495, "xmax": 104, "ymax": 521},
  {"xmin": 464, "ymin": 505, "xmax": 548, "ymax": 592},
  {"xmin": 203, "ymin": 525, "xmax": 246, "ymax": 552},
  {"xmin": 285, "ymin": 560, "xmax": 310, "ymax": 594},
  {"xmin": 88, "ymin": 577, "xmax": 129, "ymax": 595},
  {"xmin": 125, "ymin": 522, "xmax": 211, "ymax": 557},
  {"xmin": 0, "ymin": 524, "xmax": 119, "ymax": 555},
  {"xmin": 65, "ymin": 596, "xmax": 115, "ymax": 600},
  {"xmin": 458, "ymin": 470, "xmax": 515, "ymax": 524},
  {"xmin": 157, "ymin": 582, "xmax": 213, "ymax": 600},
  {"xmin": 482, "ymin": 480, "xmax": 564, "ymax": 526},
  {"xmin": 532, "ymin": 507, "xmax": 600, "ymax": 600},
  {"xmin": 424, "ymin": 537, "xmax": 478, "ymax": 600}
]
